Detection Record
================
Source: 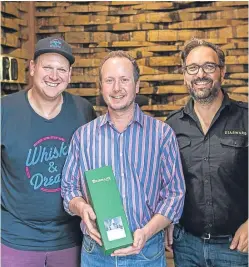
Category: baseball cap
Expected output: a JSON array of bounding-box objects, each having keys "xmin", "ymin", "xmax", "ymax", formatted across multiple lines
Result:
[{"xmin": 34, "ymin": 37, "xmax": 75, "ymax": 65}]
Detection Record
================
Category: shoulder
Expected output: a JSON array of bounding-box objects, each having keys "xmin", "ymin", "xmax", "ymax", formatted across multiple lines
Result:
[
  {"xmin": 229, "ymin": 100, "xmax": 248, "ymax": 118},
  {"xmin": 2, "ymin": 91, "xmax": 25, "ymax": 106},
  {"xmin": 2, "ymin": 91, "xmax": 27, "ymax": 118},
  {"xmin": 166, "ymin": 108, "xmax": 184, "ymax": 121},
  {"xmin": 165, "ymin": 108, "xmax": 184, "ymax": 128},
  {"xmin": 65, "ymin": 92, "xmax": 96, "ymax": 121},
  {"xmin": 77, "ymin": 115, "xmax": 103, "ymax": 132},
  {"xmin": 232, "ymin": 100, "xmax": 248, "ymax": 110},
  {"xmin": 142, "ymin": 113, "xmax": 175, "ymax": 139},
  {"xmin": 65, "ymin": 92, "xmax": 93, "ymax": 109}
]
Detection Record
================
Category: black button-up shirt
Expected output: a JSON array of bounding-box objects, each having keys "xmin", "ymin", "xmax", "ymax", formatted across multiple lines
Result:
[{"xmin": 167, "ymin": 93, "xmax": 248, "ymax": 236}]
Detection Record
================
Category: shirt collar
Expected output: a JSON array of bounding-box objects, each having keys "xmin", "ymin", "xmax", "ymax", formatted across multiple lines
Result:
[
  {"xmin": 183, "ymin": 89, "xmax": 232, "ymax": 117},
  {"xmin": 99, "ymin": 103, "xmax": 144, "ymax": 128}
]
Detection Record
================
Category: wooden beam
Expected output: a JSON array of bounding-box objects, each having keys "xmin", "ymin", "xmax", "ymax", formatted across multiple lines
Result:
[
  {"xmin": 147, "ymin": 30, "xmax": 204, "ymax": 42},
  {"xmin": 1, "ymin": 17, "xmax": 19, "ymax": 31},
  {"xmin": 140, "ymin": 74, "xmax": 183, "ymax": 82},
  {"xmin": 228, "ymin": 93, "xmax": 248, "ymax": 102},
  {"xmin": 1, "ymin": 32, "xmax": 19, "ymax": 48},
  {"xmin": 1, "ymin": 2, "xmax": 19, "ymax": 17},
  {"xmin": 227, "ymin": 73, "xmax": 248, "ymax": 79},
  {"xmin": 66, "ymin": 88, "xmax": 99, "ymax": 96},
  {"xmin": 141, "ymin": 105, "xmax": 182, "ymax": 111},
  {"xmin": 169, "ymin": 19, "xmax": 247, "ymax": 29},
  {"xmin": 226, "ymin": 87, "xmax": 249, "ymax": 94}
]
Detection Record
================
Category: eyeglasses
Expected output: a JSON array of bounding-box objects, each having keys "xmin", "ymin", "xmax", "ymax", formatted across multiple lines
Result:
[{"xmin": 183, "ymin": 62, "xmax": 222, "ymax": 75}]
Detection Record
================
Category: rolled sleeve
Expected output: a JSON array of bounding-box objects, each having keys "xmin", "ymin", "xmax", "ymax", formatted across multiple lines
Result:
[
  {"xmin": 61, "ymin": 129, "xmax": 84, "ymax": 216},
  {"xmin": 155, "ymin": 130, "xmax": 185, "ymax": 223}
]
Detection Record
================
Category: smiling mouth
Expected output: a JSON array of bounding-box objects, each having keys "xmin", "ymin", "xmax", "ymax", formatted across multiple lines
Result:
[
  {"xmin": 111, "ymin": 95, "xmax": 125, "ymax": 99},
  {"xmin": 45, "ymin": 82, "xmax": 60, "ymax": 87},
  {"xmin": 194, "ymin": 81, "xmax": 211, "ymax": 85}
]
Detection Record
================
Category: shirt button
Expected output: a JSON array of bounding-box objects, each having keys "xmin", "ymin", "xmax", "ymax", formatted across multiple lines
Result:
[
  {"xmin": 204, "ymin": 157, "xmax": 208, "ymax": 161},
  {"xmin": 121, "ymin": 173, "xmax": 124, "ymax": 177},
  {"xmin": 204, "ymin": 179, "xmax": 208, "ymax": 183},
  {"xmin": 207, "ymin": 201, "xmax": 211, "ymax": 205},
  {"xmin": 120, "ymin": 153, "xmax": 123, "ymax": 157},
  {"xmin": 204, "ymin": 136, "xmax": 208, "ymax": 141},
  {"xmin": 208, "ymin": 223, "xmax": 212, "ymax": 228}
]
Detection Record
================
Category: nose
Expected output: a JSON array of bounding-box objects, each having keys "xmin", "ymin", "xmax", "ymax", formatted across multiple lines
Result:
[
  {"xmin": 49, "ymin": 69, "xmax": 59, "ymax": 81},
  {"xmin": 113, "ymin": 80, "xmax": 120, "ymax": 92},
  {"xmin": 196, "ymin": 67, "xmax": 206, "ymax": 78}
]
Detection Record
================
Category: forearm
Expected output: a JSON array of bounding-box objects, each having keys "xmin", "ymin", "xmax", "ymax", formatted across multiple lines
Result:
[
  {"xmin": 69, "ymin": 196, "xmax": 87, "ymax": 218},
  {"xmin": 142, "ymin": 214, "xmax": 171, "ymax": 241}
]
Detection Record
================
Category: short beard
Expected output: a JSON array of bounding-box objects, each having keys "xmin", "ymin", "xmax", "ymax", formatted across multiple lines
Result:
[{"xmin": 187, "ymin": 77, "xmax": 221, "ymax": 105}]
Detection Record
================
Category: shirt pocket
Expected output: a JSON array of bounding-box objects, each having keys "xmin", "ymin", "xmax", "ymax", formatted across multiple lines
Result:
[
  {"xmin": 177, "ymin": 135, "xmax": 192, "ymax": 169},
  {"xmin": 219, "ymin": 137, "xmax": 248, "ymax": 165}
]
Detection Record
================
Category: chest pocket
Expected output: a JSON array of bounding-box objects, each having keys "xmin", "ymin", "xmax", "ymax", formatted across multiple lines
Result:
[
  {"xmin": 177, "ymin": 135, "xmax": 192, "ymax": 169},
  {"xmin": 219, "ymin": 137, "xmax": 248, "ymax": 165}
]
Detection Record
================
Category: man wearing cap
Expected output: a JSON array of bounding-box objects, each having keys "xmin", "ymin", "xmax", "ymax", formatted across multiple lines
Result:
[{"xmin": 1, "ymin": 37, "xmax": 96, "ymax": 267}]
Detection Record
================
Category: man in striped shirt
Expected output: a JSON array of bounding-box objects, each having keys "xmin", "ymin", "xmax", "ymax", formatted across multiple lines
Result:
[{"xmin": 61, "ymin": 51, "xmax": 185, "ymax": 267}]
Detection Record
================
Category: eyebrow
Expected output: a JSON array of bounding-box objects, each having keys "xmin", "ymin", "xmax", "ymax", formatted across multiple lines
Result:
[
  {"xmin": 187, "ymin": 61, "xmax": 217, "ymax": 66},
  {"xmin": 41, "ymin": 63, "xmax": 69, "ymax": 69}
]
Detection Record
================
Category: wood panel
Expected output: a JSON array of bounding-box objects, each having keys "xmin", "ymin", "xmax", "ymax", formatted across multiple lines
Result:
[
  {"xmin": 3, "ymin": 1, "xmax": 247, "ymax": 115},
  {"xmin": 1, "ymin": 2, "xmax": 32, "ymax": 89},
  {"xmin": 33, "ymin": 1, "xmax": 246, "ymax": 116}
]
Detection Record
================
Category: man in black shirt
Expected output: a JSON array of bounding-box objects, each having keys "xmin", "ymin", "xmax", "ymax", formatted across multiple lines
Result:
[{"xmin": 166, "ymin": 38, "xmax": 248, "ymax": 266}]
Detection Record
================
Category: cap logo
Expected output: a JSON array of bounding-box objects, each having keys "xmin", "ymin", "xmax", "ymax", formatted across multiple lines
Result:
[{"xmin": 49, "ymin": 39, "xmax": 62, "ymax": 49}]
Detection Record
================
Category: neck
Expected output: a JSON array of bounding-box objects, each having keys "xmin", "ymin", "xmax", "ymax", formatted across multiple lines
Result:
[
  {"xmin": 109, "ymin": 103, "xmax": 135, "ymax": 132},
  {"xmin": 28, "ymin": 88, "xmax": 63, "ymax": 119},
  {"xmin": 193, "ymin": 90, "xmax": 224, "ymax": 133},
  {"xmin": 194, "ymin": 90, "xmax": 224, "ymax": 118}
]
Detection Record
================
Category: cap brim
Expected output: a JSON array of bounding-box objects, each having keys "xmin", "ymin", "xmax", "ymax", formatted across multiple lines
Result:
[{"xmin": 34, "ymin": 49, "xmax": 75, "ymax": 65}]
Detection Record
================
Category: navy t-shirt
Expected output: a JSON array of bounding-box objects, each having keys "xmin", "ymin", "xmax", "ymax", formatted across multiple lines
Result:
[{"xmin": 1, "ymin": 90, "xmax": 96, "ymax": 251}]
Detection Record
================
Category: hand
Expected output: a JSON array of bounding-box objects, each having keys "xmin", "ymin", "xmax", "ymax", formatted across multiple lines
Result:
[
  {"xmin": 80, "ymin": 202, "xmax": 102, "ymax": 246},
  {"xmin": 230, "ymin": 220, "xmax": 248, "ymax": 253},
  {"xmin": 111, "ymin": 228, "xmax": 147, "ymax": 256},
  {"xmin": 165, "ymin": 224, "xmax": 174, "ymax": 253}
]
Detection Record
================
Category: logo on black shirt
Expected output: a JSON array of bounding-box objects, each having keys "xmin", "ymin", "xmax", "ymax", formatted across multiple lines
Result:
[{"xmin": 224, "ymin": 130, "xmax": 247, "ymax": 136}]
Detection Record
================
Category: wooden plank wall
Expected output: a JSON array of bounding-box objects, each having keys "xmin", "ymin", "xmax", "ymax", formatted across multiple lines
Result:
[
  {"xmin": 2, "ymin": 1, "xmax": 248, "ymax": 120},
  {"xmin": 35, "ymin": 1, "xmax": 248, "ymax": 119},
  {"xmin": 1, "ymin": 2, "xmax": 34, "ymax": 92}
]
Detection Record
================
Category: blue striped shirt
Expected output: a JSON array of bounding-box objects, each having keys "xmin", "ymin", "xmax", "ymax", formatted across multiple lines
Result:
[{"xmin": 61, "ymin": 104, "xmax": 185, "ymax": 233}]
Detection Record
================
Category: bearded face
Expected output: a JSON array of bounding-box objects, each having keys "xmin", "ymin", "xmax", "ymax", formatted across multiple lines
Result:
[
  {"xmin": 185, "ymin": 76, "xmax": 221, "ymax": 104},
  {"xmin": 183, "ymin": 46, "xmax": 225, "ymax": 105}
]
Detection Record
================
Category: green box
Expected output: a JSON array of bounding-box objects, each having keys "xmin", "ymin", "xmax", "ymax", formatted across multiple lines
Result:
[{"xmin": 84, "ymin": 166, "xmax": 133, "ymax": 255}]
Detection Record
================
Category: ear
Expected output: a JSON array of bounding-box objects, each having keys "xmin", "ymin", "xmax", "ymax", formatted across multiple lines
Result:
[
  {"xmin": 29, "ymin": 60, "xmax": 35, "ymax": 77},
  {"xmin": 220, "ymin": 66, "xmax": 226, "ymax": 83},
  {"xmin": 135, "ymin": 80, "xmax": 140, "ymax": 94}
]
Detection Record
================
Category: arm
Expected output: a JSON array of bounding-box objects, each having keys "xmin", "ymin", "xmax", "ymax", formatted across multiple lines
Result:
[
  {"xmin": 69, "ymin": 197, "xmax": 102, "ymax": 245},
  {"xmin": 165, "ymin": 224, "xmax": 174, "ymax": 252},
  {"xmin": 112, "ymin": 214, "xmax": 171, "ymax": 256},
  {"xmin": 61, "ymin": 128, "xmax": 101, "ymax": 245},
  {"xmin": 230, "ymin": 219, "xmax": 248, "ymax": 253},
  {"xmin": 112, "ymin": 128, "xmax": 185, "ymax": 256},
  {"xmin": 162, "ymin": 129, "xmax": 185, "ymax": 252}
]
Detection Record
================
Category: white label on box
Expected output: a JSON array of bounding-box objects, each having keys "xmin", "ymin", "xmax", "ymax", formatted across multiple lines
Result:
[{"xmin": 104, "ymin": 216, "xmax": 126, "ymax": 241}]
